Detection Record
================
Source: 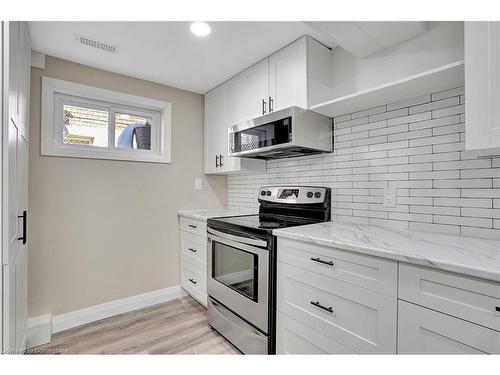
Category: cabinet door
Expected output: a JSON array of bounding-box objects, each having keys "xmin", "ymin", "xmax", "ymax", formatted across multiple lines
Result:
[
  {"xmin": 269, "ymin": 36, "xmax": 308, "ymax": 111},
  {"xmin": 224, "ymin": 59, "xmax": 268, "ymax": 127},
  {"xmin": 398, "ymin": 300, "xmax": 500, "ymax": 354},
  {"xmin": 204, "ymin": 86, "xmax": 225, "ymax": 174},
  {"xmin": 18, "ymin": 23, "xmax": 30, "ymax": 139},
  {"xmin": 465, "ymin": 22, "xmax": 500, "ymax": 150}
]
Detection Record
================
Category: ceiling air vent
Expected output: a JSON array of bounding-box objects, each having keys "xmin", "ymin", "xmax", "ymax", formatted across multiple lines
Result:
[{"xmin": 76, "ymin": 35, "xmax": 118, "ymax": 54}]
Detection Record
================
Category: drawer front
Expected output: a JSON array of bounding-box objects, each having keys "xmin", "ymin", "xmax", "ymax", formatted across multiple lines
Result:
[
  {"xmin": 180, "ymin": 231, "xmax": 207, "ymax": 267},
  {"xmin": 180, "ymin": 261, "xmax": 207, "ymax": 306},
  {"xmin": 277, "ymin": 238, "xmax": 397, "ymax": 297},
  {"xmin": 179, "ymin": 217, "xmax": 206, "ymax": 237},
  {"xmin": 277, "ymin": 312, "xmax": 355, "ymax": 354},
  {"xmin": 398, "ymin": 300, "xmax": 500, "ymax": 354},
  {"xmin": 399, "ymin": 263, "xmax": 500, "ymax": 331},
  {"xmin": 277, "ymin": 262, "xmax": 397, "ymax": 354}
]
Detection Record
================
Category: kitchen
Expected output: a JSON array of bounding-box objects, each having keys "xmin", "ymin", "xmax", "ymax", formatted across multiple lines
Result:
[{"xmin": 1, "ymin": 2, "xmax": 500, "ymax": 372}]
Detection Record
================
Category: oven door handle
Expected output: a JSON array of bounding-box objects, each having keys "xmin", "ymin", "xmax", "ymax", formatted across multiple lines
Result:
[{"xmin": 207, "ymin": 228, "xmax": 268, "ymax": 248}]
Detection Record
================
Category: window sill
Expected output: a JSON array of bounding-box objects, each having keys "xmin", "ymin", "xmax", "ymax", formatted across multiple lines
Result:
[{"xmin": 41, "ymin": 147, "xmax": 171, "ymax": 164}]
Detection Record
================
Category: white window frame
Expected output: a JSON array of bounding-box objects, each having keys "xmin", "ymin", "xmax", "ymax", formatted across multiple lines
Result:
[{"xmin": 41, "ymin": 76, "xmax": 172, "ymax": 163}]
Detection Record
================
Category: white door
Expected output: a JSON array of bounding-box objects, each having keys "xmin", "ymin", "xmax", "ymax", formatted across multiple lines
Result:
[
  {"xmin": 268, "ymin": 36, "xmax": 307, "ymax": 112},
  {"xmin": 204, "ymin": 86, "xmax": 225, "ymax": 174},
  {"xmin": 2, "ymin": 21, "xmax": 29, "ymax": 354},
  {"xmin": 397, "ymin": 301, "xmax": 500, "ymax": 354}
]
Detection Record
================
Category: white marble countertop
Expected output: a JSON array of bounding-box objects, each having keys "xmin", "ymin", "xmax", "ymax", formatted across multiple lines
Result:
[
  {"xmin": 177, "ymin": 208, "xmax": 257, "ymax": 222},
  {"xmin": 273, "ymin": 222, "xmax": 500, "ymax": 282}
]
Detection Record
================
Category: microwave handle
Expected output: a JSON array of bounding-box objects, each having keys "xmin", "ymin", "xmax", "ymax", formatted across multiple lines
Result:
[{"xmin": 207, "ymin": 227, "xmax": 268, "ymax": 248}]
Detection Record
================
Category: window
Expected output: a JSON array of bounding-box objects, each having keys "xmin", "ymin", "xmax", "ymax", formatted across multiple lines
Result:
[{"xmin": 41, "ymin": 77, "xmax": 171, "ymax": 163}]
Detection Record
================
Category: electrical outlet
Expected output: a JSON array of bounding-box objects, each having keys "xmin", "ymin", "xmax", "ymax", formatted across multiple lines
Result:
[
  {"xmin": 383, "ymin": 186, "xmax": 396, "ymax": 208},
  {"xmin": 194, "ymin": 178, "xmax": 202, "ymax": 190}
]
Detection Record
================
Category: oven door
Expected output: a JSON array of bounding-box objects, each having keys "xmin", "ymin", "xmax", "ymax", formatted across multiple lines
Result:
[{"xmin": 207, "ymin": 227, "xmax": 269, "ymax": 333}]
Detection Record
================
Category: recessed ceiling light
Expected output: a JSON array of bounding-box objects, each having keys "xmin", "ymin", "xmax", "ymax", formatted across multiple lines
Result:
[{"xmin": 190, "ymin": 22, "xmax": 211, "ymax": 37}]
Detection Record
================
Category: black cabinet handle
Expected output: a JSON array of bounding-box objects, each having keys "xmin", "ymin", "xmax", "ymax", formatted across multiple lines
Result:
[
  {"xmin": 219, "ymin": 154, "xmax": 223, "ymax": 167},
  {"xmin": 311, "ymin": 257, "xmax": 334, "ymax": 266},
  {"xmin": 269, "ymin": 96, "xmax": 273, "ymax": 113},
  {"xmin": 262, "ymin": 99, "xmax": 267, "ymax": 115},
  {"xmin": 496, "ymin": 306, "xmax": 500, "ymax": 312},
  {"xmin": 188, "ymin": 278, "xmax": 197, "ymax": 285},
  {"xmin": 310, "ymin": 301, "xmax": 333, "ymax": 313},
  {"xmin": 215, "ymin": 154, "xmax": 219, "ymax": 168},
  {"xmin": 17, "ymin": 210, "xmax": 27, "ymax": 245},
  {"xmin": 188, "ymin": 224, "xmax": 197, "ymax": 229},
  {"xmin": 188, "ymin": 247, "xmax": 197, "ymax": 253}
]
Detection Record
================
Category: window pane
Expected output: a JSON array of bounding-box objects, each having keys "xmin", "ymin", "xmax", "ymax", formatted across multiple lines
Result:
[
  {"xmin": 63, "ymin": 104, "xmax": 109, "ymax": 147},
  {"xmin": 115, "ymin": 113, "xmax": 151, "ymax": 150}
]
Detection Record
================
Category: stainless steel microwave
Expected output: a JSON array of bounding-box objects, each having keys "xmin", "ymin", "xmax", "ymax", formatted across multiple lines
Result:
[{"xmin": 228, "ymin": 107, "xmax": 332, "ymax": 160}]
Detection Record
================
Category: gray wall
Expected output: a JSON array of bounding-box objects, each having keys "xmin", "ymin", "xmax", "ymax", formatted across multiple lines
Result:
[
  {"xmin": 29, "ymin": 56, "xmax": 226, "ymax": 316},
  {"xmin": 227, "ymin": 87, "xmax": 500, "ymax": 240}
]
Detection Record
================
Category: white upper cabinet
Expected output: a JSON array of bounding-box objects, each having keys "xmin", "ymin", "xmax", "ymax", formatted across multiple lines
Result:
[
  {"xmin": 204, "ymin": 35, "xmax": 332, "ymax": 174},
  {"xmin": 465, "ymin": 22, "xmax": 500, "ymax": 151},
  {"xmin": 268, "ymin": 36, "xmax": 308, "ymax": 111}
]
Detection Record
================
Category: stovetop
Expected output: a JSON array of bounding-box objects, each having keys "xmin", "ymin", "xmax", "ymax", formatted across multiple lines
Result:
[{"xmin": 211, "ymin": 214, "xmax": 316, "ymax": 233}]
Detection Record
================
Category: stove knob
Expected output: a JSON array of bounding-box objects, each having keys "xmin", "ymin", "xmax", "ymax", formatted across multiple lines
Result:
[
  {"xmin": 306, "ymin": 191, "xmax": 313, "ymax": 198},
  {"xmin": 314, "ymin": 192, "xmax": 321, "ymax": 198},
  {"xmin": 260, "ymin": 191, "xmax": 266, "ymax": 196},
  {"xmin": 266, "ymin": 190, "xmax": 271, "ymax": 196}
]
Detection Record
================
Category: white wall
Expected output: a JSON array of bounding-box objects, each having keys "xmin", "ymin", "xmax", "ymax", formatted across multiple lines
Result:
[{"xmin": 28, "ymin": 56, "xmax": 227, "ymax": 316}]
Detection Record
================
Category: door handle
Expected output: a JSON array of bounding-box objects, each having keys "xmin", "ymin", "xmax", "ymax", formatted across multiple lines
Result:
[
  {"xmin": 17, "ymin": 210, "xmax": 27, "ymax": 245},
  {"xmin": 262, "ymin": 99, "xmax": 267, "ymax": 115},
  {"xmin": 215, "ymin": 154, "xmax": 219, "ymax": 168},
  {"xmin": 269, "ymin": 96, "xmax": 273, "ymax": 113},
  {"xmin": 310, "ymin": 257, "xmax": 334, "ymax": 266},
  {"xmin": 219, "ymin": 154, "xmax": 223, "ymax": 167},
  {"xmin": 310, "ymin": 301, "xmax": 333, "ymax": 313}
]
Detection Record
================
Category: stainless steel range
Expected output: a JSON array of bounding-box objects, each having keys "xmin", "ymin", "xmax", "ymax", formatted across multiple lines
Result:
[{"xmin": 206, "ymin": 186, "xmax": 331, "ymax": 354}]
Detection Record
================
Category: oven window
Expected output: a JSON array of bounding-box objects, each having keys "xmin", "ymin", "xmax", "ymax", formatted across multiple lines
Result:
[
  {"xmin": 212, "ymin": 242, "xmax": 258, "ymax": 301},
  {"xmin": 230, "ymin": 116, "xmax": 291, "ymax": 153}
]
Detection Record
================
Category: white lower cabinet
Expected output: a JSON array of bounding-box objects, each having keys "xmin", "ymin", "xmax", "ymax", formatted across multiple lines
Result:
[
  {"xmin": 276, "ymin": 238, "xmax": 500, "ymax": 355},
  {"xmin": 398, "ymin": 300, "xmax": 500, "ymax": 354},
  {"xmin": 178, "ymin": 217, "xmax": 207, "ymax": 306}
]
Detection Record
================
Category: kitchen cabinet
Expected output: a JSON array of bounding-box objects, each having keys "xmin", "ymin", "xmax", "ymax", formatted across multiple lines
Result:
[
  {"xmin": 276, "ymin": 238, "xmax": 500, "ymax": 355},
  {"xmin": 204, "ymin": 35, "xmax": 332, "ymax": 174},
  {"xmin": 464, "ymin": 22, "xmax": 500, "ymax": 151},
  {"xmin": 178, "ymin": 216, "xmax": 208, "ymax": 306}
]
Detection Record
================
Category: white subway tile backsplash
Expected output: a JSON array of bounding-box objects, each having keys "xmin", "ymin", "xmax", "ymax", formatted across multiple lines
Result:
[{"xmin": 227, "ymin": 87, "xmax": 500, "ymax": 238}]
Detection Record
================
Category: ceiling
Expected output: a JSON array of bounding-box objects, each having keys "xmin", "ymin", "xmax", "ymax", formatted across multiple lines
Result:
[
  {"xmin": 28, "ymin": 21, "xmax": 332, "ymax": 94},
  {"xmin": 29, "ymin": 21, "xmax": 429, "ymax": 94}
]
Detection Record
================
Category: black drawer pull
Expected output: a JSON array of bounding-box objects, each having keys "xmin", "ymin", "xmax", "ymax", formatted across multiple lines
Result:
[
  {"xmin": 188, "ymin": 247, "xmax": 197, "ymax": 253},
  {"xmin": 188, "ymin": 224, "xmax": 197, "ymax": 229},
  {"xmin": 496, "ymin": 306, "xmax": 500, "ymax": 312},
  {"xmin": 188, "ymin": 278, "xmax": 197, "ymax": 285},
  {"xmin": 311, "ymin": 257, "xmax": 334, "ymax": 266},
  {"xmin": 310, "ymin": 301, "xmax": 333, "ymax": 313}
]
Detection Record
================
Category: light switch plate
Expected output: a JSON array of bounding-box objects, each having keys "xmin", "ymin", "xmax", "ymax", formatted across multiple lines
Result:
[
  {"xmin": 383, "ymin": 186, "xmax": 396, "ymax": 207},
  {"xmin": 194, "ymin": 178, "xmax": 202, "ymax": 190}
]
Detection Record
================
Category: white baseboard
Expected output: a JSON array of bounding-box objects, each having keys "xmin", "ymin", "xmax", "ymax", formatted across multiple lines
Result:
[
  {"xmin": 27, "ymin": 314, "xmax": 52, "ymax": 348},
  {"xmin": 52, "ymin": 285, "xmax": 187, "ymax": 334}
]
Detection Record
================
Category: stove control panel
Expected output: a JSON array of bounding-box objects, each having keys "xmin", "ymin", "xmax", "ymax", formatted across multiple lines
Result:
[{"xmin": 258, "ymin": 186, "xmax": 328, "ymax": 204}]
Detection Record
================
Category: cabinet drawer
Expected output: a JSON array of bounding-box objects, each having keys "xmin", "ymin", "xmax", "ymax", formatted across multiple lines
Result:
[
  {"xmin": 277, "ymin": 312, "xmax": 355, "ymax": 354},
  {"xmin": 180, "ymin": 261, "xmax": 207, "ymax": 306},
  {"xmin": 398, "ymin": 300, "xmax": 500, "ymax": 354},
  {"xmin": 180, "ymin": 231, "xmax": 207, "ymax": 268},
  {"xmin": 179, "ymin": 217, "xmax": 206, "ymax": 237},
  {"xmin": 277, "ymin": 262, "xmax": 397, "ymax": 354},
  {"xmin": 277, "ymin": 238, "xmax": 398, "ymax": 297},
  {"xmin": 399, "ymin": 264, "xmax": 500, "ymax": 331}
]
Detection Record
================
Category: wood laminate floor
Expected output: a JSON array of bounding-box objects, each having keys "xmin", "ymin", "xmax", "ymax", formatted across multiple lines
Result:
[{"xmin": 33, "ymin": 295, "xmax": 240, "ymax": 354}]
